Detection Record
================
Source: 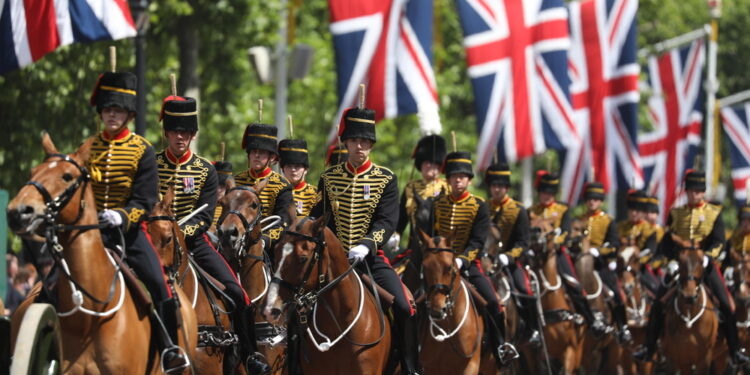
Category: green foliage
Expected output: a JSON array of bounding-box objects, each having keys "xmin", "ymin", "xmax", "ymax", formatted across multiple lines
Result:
[{"xmin": 2, "ymin": 0, "xmax": 750, "ymax": 227}]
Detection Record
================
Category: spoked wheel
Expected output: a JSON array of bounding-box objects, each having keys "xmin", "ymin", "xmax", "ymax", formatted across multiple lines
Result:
[{"xmin": 11, "ymin": 303, "xmax": 62, "ymax": 375}]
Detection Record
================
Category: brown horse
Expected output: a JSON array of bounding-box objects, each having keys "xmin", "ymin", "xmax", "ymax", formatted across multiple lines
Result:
[
  {"xmin": 7, "ymin": 134, "xmax": 194, "ymax": 374},
  {"xmin": 263, "ymin": 216, "xmax": 392, "ymax": 374},
  {"xmin": 146, "ymin": 185, "xmax": 237, "ymax": 374},
  {"xmin": 522, "ymin": 217, "xmax": 583, "ymax": 375},
  {"xmin": 737, "ymin": 253, "xmax": 750, "ymax": 362},
  {"xmin": 216, "ymin": 178, "xmax": 286, "ymax": 374},
  {"xmin": 417, "ymin": 231, "xmax": 486, "ymax": 375},
  {"xmin": 661, "ymin": 248, "xmax": 719, "ymax": 374},
  {"xmin": 568, "ymin": 218, "xmax": 614, "ymax": 374}
]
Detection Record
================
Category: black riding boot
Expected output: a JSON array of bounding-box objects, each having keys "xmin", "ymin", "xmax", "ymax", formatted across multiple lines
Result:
[
  {"xmin": 233, "ymin": 305, "xmax": 271, "ymax": 375},
  {"xmin": 395, "ymin": 314, "xmax": 421, "ymax": 375},
  {"xmin": 569, "ymin": 286, "xmax": 610, "ymax": 338},
  {"xmin": 613, "ymin": 304, "xmax": 632, "ymax": 343},
  {"xmin": 487, "ymin": 310, "xmax": 519, "ymax": 367},
  {"xmin": 520, "ymin": 304, "xmax": 542, "ymax": 347},
  {"xmin": 633, "ymin": 299, "xmax": 663, "ymax": 362},
  {"xmin": 724, "ymin": 312, "xmax": 750, "ymax": 365},
  {"xmin": 155, "ymin": 299, "xmax": 190, "ymax": 374}
]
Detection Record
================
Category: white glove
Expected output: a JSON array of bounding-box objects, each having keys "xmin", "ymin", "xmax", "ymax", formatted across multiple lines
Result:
[
  {"xmin": 703, "ymin": 255, "xmax": 710, "ymax": 268},
  {"xmin": 455, "ymin": 257, "xmax": 466, "ymax": 270},
  {"xmin": 498, "ymin": 254, "xmax": 510, "ymax": 267},
  {"xmin": 348, "ymin": 245, "xmax": 369, "ymax": 261},
  {"xmin": 608, "ymin": 260, "xmax": 617, "ymax": 272},
  {"xmin": 667, "ymin": 260, "xmax": 679, "ymax": 276},
  {"xmin": 98, "ymin": 209, "xmax": 123, "ymax": 228},
  {"xmin": 387, "ymin": 233, "xmax": 400, "ymax": 250},
  {"xmin": 589, "ymin": 247, "xmax": 600, "ymax": 257}
]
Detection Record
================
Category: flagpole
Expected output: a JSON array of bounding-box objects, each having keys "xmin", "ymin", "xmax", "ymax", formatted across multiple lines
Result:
[
  {"xmin": 275, "ymin": 0, "xmax": 289, "ymax": 140},
  {"xmin": 637, "ymin": 25, "xmax": 710, "ymax": 58},
  {"xmin": 521, "ymin": 157, "xmax": 533, "ymax": 207},
  {"xmin": 720, "ymin": 90, "xmax": 750, "ymax": 108},
  {"xmin": 705, "ymin": 0, "xmax": 721, "ymax": 198}
]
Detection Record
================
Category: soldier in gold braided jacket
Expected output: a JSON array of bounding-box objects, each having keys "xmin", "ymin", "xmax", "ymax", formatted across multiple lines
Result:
[
  {"xmin": 433, "ymin": 153, "xmax": 519, "ymax": 367},
  {"xmin": 155, "ymin": 96, "xmax": 268, "ymax": 374},
  {"xmin": 618, "ymin": 191, "xmax": 661, "ymax": 296},
  {"xmin": 87, "ymin": 71, "xmax": 188, "ymax": 371},
  {"xmin": 235, "ymin": 123, "xmax": 294, "ymax": 254},
  {"xmin": 577, "ymin": 182, "xmax": 631, "ymax": 342},
  {"xmin": 529, "ymin": 172, "xmax": 609, "ymax": 338},
  {"xmin": 312, "ymin": 106, "xmax": 421, "ymax": 375},
  {"xmin": 278, "ymin": 139, "xmax": 317, "ymax": 217},
  {"xmin": 393, "ymin": 134, "xmax": 449, "ymax": 262},
  {"xmin": 485, "ymin": 163, "xmax": 541, "ymax": 348},
  {"xmin": 635, "ymin": 171, "xmax": 750, "ymax": 364},
  {"xmin": 729, "ymin": 203, "xmax": 750, "ymax": 262}
]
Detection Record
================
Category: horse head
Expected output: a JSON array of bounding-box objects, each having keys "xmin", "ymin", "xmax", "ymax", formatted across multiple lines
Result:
[
  {"xmin": 566, "ymin": 218, "xmax": 590, "ymax": 253},
  {"xmin": 412, "ymin": 185, "xmax": 435, "ymax": 235},
  {"xmin": 678, "ymin": 249, "xmax": 705, "ymax": 304},
  {"xmin": 8, "ymin": 133, "xmax": 94, "ymax": 239},
  {"xmin": 618, "ymin": 248, "xmax": 647, "ymax": 325},
  {"xmin": 216, "ymin": 177, "xmax": 266, "ymax": 268},
  {"xmin": 418, "ymin": 229, "xmax": 458, "ymax": 321},
  {"xmin": 528, "ymin": 215, "xmax": 559, "ymax": 268},
  {"xmin": 146, "ymin": 184, "xmax": 185, "ymax": 272},
  {"xmin": 263, "ymin": 213, "xmax": 334, "ymax": 325}
]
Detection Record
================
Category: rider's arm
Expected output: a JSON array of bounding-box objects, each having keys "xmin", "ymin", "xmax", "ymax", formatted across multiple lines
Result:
[
  {"xmin": 600, "ymin": 219, "xmax": 620, "ymax": 260},
  {"xmin": 704, "ymin": 208, "xmax": 725, "ymax": 259},
  {"xmin": 113, "ymin": 144, "xmax": 158, "ymax": 231},
  {"xmin": 559, "ymin": 205, "xmax": 571, "ymax": 235},
  {"xmin": 506, "ymin": 205, "xmax": 529, "ymax": 258},
  {"xmin": 357, "ymin": 174, "xmax": 399, "ymax": 255},
  {"xmin": 460, "ymin": 199, "xmax": 490, "ymax": 263},
  {"xmin": 262, "ymin": 181, "xmax": 294, "ymax": 249},
  {"xmin": 395, "ymin": 183, "xmax": 409, "ymax": 236}
]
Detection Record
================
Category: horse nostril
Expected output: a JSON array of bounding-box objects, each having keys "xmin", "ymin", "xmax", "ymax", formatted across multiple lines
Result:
[
  {"xmin": 271, "ymin": 308, "xmax": 281, "ymax": 319},
  {"xmin": 20, "ymin": 205, "xmax": 34, "ymax": 214}
]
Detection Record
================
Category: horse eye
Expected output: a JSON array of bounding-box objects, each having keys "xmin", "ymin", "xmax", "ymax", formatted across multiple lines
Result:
[
  {"xmin": 62, "ymin": 173, "xmax": 73, "ymax": 182},
  {"xmin": 251, "ymin": 202, "xmax": 258, "ymax": 209}
]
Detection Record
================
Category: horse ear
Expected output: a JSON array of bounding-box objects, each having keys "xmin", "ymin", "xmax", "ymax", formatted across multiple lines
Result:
[
  {"xmin": 311, "ymin": 210, "xmax": 331, "ymax": 235},
  {"xmin": 41, "ymin": 132, "xmax": 58, "ymax": 155},
  {"xmin": 253, "ymin": 178, "xmax": 269, "ymax": 195},
  {"xmin": 417, "ymin": 228, "xmax": 433, "ymax": 248},
  {"xmin": 412, "ymin": 185, "xmax": 424, "ymax": 205},
  {"xmin": 224, "ymin": 176, "xmax": 235, "ymax": 190},
  {"xmin": 163, "ymin": 184, "xmax": 176, "ymax": 209},
  {"xmin": 73, "ymin": 137, "xmax": 94, "ymax": 164}
]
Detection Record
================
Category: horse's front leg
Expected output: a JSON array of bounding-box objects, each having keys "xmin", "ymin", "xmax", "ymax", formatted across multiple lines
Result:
[{"xmin": 562, "ymin": 344, "xmax": 578, "ymax": 375}]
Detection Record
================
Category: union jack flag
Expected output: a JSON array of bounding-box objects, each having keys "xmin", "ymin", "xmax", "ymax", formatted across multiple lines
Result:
[
  {"xmin": 562, "ymin": 0, "xmax": 642, "ymax": 208},
  {"xmin": 640, "ymin": 39, "xmax": 705, "ymax": 222},
  {"xmin": 455, "ymin": 0, "xmax": 580, "ymax": 169},
  {"xmin": 327, "ymin": 0, "xmax": 440, "ymax": 144},
  {"xmin": 721, "ymin": 101, "xmax": 750, "ymax": 206}
]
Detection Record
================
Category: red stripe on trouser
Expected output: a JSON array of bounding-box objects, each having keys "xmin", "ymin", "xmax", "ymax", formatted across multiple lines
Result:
[
  {"xmin": 377, "ymin": 250, "xmax": 415, "ymax": 316},
  {"xmin": 561, "ymin": 248, "xmax": 585, "ymax": 296},
  {"xmin": 518, "ymin": 260, "xmax": 533, "ymax": 296},
  {"xmin": 713, "ymin": 261, "xmax": 735, "ymax": 313},
  {"xmin": 203, "ymin": 233, "xmax": 251, "ymax": 305},
  {"xmin": 474, "ymin": 259, "xmax": 503, "ymax": 313},
  {"xmin": 140, "ymin": 221, "xmax": 173, "ymax": 298}
]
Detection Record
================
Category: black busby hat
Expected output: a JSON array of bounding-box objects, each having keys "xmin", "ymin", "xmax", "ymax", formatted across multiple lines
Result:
[
  {"xmin": 583, "ymin": 182, "xmax": 605, "ymax": 200},
  {"xmin": 213, "ymin": 161, "xmax": 233, "ymax": 186},
  {"xmin": 339, "ymin": 107, "xmax": 376, "ymax": 142},
  {"xmin": 443, "ymin": 151, "xmax": 474, "ymax": 178},
  {"xmin": 646, "ymin": 195, "xmax": 660, "ymax": 213},
  {"xmin": 626, "ymin": 190, "xmax": 649, "ymax": 211},
  {"xmin": 412, "ymin": 135, "xmax": 447, "ymax": 169},
  {"xmin": 242, "ymin": 123, "xmax": 278, "ymax": 155},
  {"xmin": 485, "ymin": 163, "xmax": 511, "ymax": 187},
  {"xmin": 89, "ymin": 71, "xmax": 137, "ymax": 113},
  {"xmin": 326, "ymin": 144, "xmax": 348, "ymax": 166},
  {"xmin": 160, "ymin": 96, "xmax": 198, "ymax": 133},
  {"xmin": 684, "ymin": 169, "xmax": 706, "ymax": 191},
  {"xmin": 535, "ymin": 171, "xmax": 559, "ymax": 194},
  {"xmin": 740, "ymin": 203, "xmax": 750, "ymax": 221},
  {"xmin": 278, "ymin": 139, "xmax": 309, "ymax": 168}
]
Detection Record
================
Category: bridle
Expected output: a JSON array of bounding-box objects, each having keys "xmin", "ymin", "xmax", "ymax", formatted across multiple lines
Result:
[
  {"xmin": 144, "ymin": 214, "xmax": 184, "ymax": 279},
  {"xmin": 23, "ymin": 153, "xmax": 122, "ymax": 313},
  {"xmin": 423, "ymin": 246, "xmax": 460, "ymax": 315},
  {"xmin": 217, "ymin": 185, "xmax": 263, "ymax": 260}
]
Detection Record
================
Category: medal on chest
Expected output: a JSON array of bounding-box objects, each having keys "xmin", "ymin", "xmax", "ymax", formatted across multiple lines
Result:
[
  {"xmin": 364, "ymin": 184, "xmax": 371, "ymax": 200},
  {"xmin": 296, "ymin": 200, "xmax": 303, "ymax": 214},
  {"xmin": 183, "ymin": 177, "xmax": 195, "ymax": 194}
]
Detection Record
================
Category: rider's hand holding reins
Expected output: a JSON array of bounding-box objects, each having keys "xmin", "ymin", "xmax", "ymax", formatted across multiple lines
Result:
[
  {"xmin": 348, "ymin": 245, "xmax": 368, "ymax": 261},
  {"xmin": 98, "ymin": 209, "xmax": 123, "ymax": 228}
]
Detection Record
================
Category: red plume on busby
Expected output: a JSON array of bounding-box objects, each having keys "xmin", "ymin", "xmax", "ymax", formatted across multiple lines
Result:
[
  {"xmin": 338, "ymin": 107, "xmax": 353, "ymax": 137},
  {"xmin": 535, "ymin": 170, "xmax": 549, "ymax": 189},
  {"xmin": 160, "ymin": 95, "xmax": 186, "ymax": 121},
  {"xmin": 89, "ymin": 74, "xmax": 104, "ymax": 106}
]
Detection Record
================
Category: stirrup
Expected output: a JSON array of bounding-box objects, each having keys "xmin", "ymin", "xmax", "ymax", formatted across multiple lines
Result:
[
  {"xmin": 160, "ymin": 345, "xmax": 191, "ymax": 374},
  {"xmin": 618, "ymin": 325, "xmax": 632, "ymax": 343},
  {"xmin": 498, "ymin": 343, "xmax": 520, "ymax": 365},
  {"xmin": 734, "ymin": 348, "xmax": 750, "ymax": 365},
  {"xmin": 632, "ymin": 345, "xmax": 652, "ymax": 363},
  {"xmin": 245, "ymin": 352, "xmax": 271, "ymax": 375}
]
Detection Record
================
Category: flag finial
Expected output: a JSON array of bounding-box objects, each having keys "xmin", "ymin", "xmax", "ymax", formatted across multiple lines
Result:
[
  {"xmin": 220, "ymin": 142, "xmax": 225, "ymax": 162},
  {"xmin": 258, "ymin": 99, "xmax": 263, "ymax": 122},
  {"xmin": 451, "ymin": 131, "xmax": 457, "ymax": 152},
  {"xmin": 288, "ymin": 115, "xmax": 294, "ymax": 138},
  {"xmin": 109, "ymin": 46, "xmax": 116, "ymax": 72},
  {"xmin": 358, "ymin": 84, "xmax": 366, "ymax": 109},
  {"xmin": 169, "ymin": 74, "xmax": 177, "ymax": 97}
]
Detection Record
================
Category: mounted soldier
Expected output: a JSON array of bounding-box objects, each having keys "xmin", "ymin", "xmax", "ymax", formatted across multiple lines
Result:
[
  {"xmin": 278, "ymin": 137, "xmax": 317, "ymax": 218},
  {"xmin": 311, "ymin": 103, "xmax": 422, "ymax": 375},
  {"xmin": 528, "ymin": 171, "xmax": 609, "ymax": 338},
  {"xmin": 235, "ymin": 121, "xmax": 294, "ymax": 253},
  {"xmin": 634, "ymin": 170, "xmax": 750, "ymax": 365},
  {"xmin": 432, "ymin": 152, "xmax": 519, "ymax": 367},
  {"xmin": 618, "ymin": 190, "xmax": 661, "ymax": 296},
  {"xmin": 87, "ymin": 70, "xmax": 188, "ymax": 371},
  {"xmin": 393, "ymin": 134, "xmax": 449, "ymax": 255},
  {"xmin": 484, "ymin": 162, "xmax": 541, "ymax": 347},
  {"xmin": 155, "ymin": 94, "xmax": 269, "ymax": 374},
  {"xmin": 577, "ymin": 182, "xmax": 631, "ymax": 342}
]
